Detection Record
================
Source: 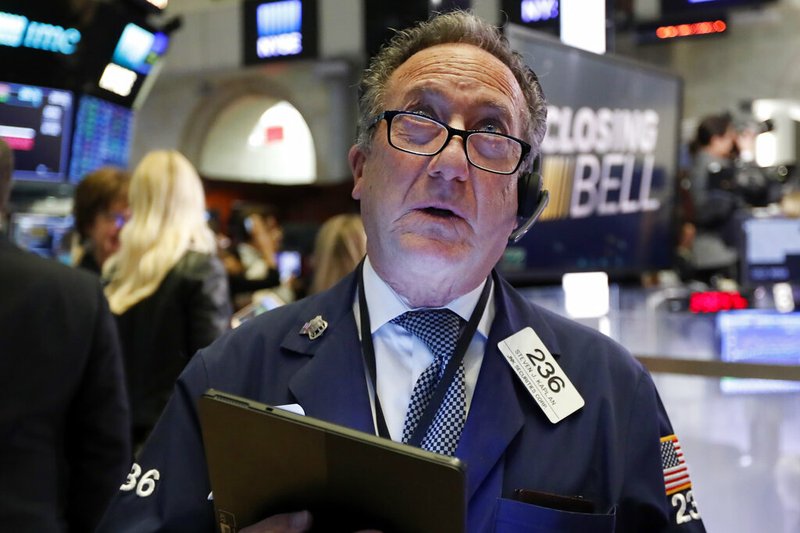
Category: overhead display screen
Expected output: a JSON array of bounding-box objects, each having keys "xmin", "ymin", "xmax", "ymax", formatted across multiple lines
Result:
[
  {"xmin": 243, "ymin": 0, "xmax": 318, "ymax": 65},
  {"xmin": 504, "ymin": 25, "xmax": 682, "ymax": 282},
  {"xmin": 111, "ymin": 23, "xmax": 170, "ymax": 75},
  {"xmin": 0, "ymin": 81, "xmax": 73, "ymax": 182},
  {"xmin": 69, "ymin": 95, "xmax": 135, "ymax": 183},
  {"xmin": 94, "ymin": 21, "xmax": 170, "ymax": 106}
]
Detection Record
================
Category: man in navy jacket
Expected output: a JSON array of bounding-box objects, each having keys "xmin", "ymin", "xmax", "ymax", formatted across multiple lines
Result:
[{"xmin": 98, "ymin": 11, "xmax": 705, "ymax": 533}]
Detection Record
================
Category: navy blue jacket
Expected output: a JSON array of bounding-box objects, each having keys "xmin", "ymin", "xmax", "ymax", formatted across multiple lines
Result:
[{"xmin": 98, "ymin": 270, "xmax": 706, "ymax": 532}]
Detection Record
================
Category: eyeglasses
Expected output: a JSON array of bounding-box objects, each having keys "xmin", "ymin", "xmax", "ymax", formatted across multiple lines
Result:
[
  {"xmin": 369, "ymin": 110, "xmax": 531, "ymax": 175},
  {"xmin": 100, "ymin": 211, "xmax": 129, "ymax": 229}
]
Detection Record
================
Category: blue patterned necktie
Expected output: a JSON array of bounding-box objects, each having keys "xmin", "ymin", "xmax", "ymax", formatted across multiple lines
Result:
[{"xmin": 391, "ymin": 309, "xmax": 466, "ymax": 456}]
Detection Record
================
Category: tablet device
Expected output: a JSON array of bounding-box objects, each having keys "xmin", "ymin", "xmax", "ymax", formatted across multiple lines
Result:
[{"xmin": 198, "ymin": 389, "xmax": 466, "ymax": 533}]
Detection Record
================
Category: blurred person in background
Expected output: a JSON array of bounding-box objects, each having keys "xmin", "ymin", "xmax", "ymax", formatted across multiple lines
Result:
[
  {"xmin": 0, "ymin": 139, "xmax": 131, "ymax": 531},
  {"xmin": 104, "ymin": 150, "xmax": 231, "ymax": 451},
  {"xmin": 687, "ymin": 113, "xmax": 741, "ymax": 230},
  {"xmin": 71, "ymin": 166, "xmax": 131, "ymax": 274},
  {"xmin": 226, "ymin": 203, "xmax": 286, "ymax": 308},
  {"xmin": 308, "ymin": 213, "xmax": 366, "ymax": 295},
  {"xmin": 683, "ymin": 113, "xmax": 742, "ymax": 282}
]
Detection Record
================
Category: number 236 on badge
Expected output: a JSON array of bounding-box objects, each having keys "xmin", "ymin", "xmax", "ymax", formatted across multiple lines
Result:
[{"xmin": 498, "ymin": 327, "xmax": 584, "ymax": 424}]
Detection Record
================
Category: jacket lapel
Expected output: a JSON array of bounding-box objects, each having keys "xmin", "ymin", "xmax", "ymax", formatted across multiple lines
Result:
[
  {"xmin": 282, "ymin": 273, "xmax": 375, "ymax": 434},
  {"xmin": 458, "ymin": 274, "xmax": 563, "ymax": 501}
]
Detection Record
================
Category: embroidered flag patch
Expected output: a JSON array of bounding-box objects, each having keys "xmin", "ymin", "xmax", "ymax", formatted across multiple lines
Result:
[{"xmin": 661, "ymin": 434, "xmax": 692, "ymax": 495}]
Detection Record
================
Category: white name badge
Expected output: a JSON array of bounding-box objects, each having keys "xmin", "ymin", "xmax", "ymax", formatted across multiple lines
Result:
[{"xmin": 498, "ymin": 327, "xmax": 584, "ymax": 424}]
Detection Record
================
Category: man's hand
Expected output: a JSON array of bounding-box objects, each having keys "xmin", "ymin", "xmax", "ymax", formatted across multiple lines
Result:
[
  {"xmin": 248, "ymin": 215, "xmax": 280, "ymax": 269},
  {"xmin": 240, "ymin": 510, "xmax": 312, "ymax": 533}
]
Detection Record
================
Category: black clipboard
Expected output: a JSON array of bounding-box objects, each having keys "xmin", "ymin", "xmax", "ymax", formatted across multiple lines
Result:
[{"xmin": 198, "ymin": 389, "xmax": 466, "ymax": 533}]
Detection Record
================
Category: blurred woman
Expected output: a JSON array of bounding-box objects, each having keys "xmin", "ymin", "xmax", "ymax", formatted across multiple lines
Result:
[
  {"xmin": 688, "ymin": 113, "xmax": 739, "ymax": 225},
  {"xmin": 685, "ymin": 113, "xmax": 741, "ymax": 281},
  {"xmin": 104, "ymin": 150, "xmax": 231, "ymax": 450},
  {"xmin": 308, "ymin": 213, "xmax": 366, "ymax": 295},
  {"xmin": 71, "ymin": 166, "xmax": 130, "ymax": 274}
]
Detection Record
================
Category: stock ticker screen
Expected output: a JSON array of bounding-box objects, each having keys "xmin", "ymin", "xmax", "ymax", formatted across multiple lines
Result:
[{"xmin": 69, "ymin": 94, "xmax": 134, "ymax": 183}]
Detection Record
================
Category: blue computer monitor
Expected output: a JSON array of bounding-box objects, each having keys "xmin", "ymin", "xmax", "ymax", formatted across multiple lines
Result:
[
  {"xmin": 69, "ymin": 94, "xmax": 135, "ymax": 183},
  {"xmin": 717, "ymin": 310, "xmax": 800, "ymax": 394},
  {"xmin": 739, "ymin": 216, "xmax": 800, "ymax": 288},
  {"xmin": 8, "ymin": 212, "xmax": 74, "ymax": 264}
]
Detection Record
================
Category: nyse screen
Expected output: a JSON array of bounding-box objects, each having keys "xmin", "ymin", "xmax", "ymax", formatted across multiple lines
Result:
[{"xmin": 505, "ymin": 26, "xmax": 681, "ymax": 282}]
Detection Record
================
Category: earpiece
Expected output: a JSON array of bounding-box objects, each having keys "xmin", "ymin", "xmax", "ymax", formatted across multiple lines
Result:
[{"xmin": 509, "ymin": 154, "xmax": 549, "ymax": 243}]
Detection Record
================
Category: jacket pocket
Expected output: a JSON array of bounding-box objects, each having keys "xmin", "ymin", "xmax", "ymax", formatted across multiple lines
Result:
[{"xmin": 493, "ymin": 497, "xmax": 616, "ymax": 533}]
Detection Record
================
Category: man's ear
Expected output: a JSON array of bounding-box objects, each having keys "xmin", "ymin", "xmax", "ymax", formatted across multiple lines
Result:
[{"xmin": 349, "ymin": 144, "xmax": 367, "ymax": 200}]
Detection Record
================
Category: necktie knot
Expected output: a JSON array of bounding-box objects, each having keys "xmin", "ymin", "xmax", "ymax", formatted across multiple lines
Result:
[{"xmin": 390, "ymin": 309, "xmax": 464, "ymax": 364}]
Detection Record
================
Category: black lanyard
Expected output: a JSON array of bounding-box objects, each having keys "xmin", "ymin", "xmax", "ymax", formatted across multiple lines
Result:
[{"xmin": 357, "ymin": 261, "xmax": 492, "ymax": 446}]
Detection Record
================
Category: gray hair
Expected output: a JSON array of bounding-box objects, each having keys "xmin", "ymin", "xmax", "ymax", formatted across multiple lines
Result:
[{"xmin": 355, "ymin": 10, "xmax": 547, "ymax": 165}]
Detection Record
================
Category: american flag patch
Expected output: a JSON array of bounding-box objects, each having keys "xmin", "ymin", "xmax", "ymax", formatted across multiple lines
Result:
[{"xmin": 661, "ymin": 434, "xmax": 692, "ymax": 495}]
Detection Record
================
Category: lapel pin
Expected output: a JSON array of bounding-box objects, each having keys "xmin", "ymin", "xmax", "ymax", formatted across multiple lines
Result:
[{"xmin": 299, "ymin": 315, "xmax": 328, "ymax": 340}]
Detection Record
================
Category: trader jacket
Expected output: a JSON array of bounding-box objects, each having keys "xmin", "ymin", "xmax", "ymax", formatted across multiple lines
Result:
[{"xmin": 98, "ymin": 269, "xmax": 706, "ymax": 533}]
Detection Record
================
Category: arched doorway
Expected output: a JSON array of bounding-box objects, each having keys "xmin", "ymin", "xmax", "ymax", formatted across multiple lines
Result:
[{"xmin": 198, "ymin": 95, "xmax": 316, "ymax": 184}]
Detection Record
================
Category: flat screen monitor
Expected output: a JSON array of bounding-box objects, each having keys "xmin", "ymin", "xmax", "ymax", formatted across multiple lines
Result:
[
  {"xmin": 0, "ymin": 81, "xmax": 73, "ymax": 182},
  {"xmin": 8, "ymin": 212, "xmax": 74, "ymax": 264},
  {"xmin": 739, "ymin": 216, "xmax": 800, "ymax": 287},
  {"xmin": 503, "ymin": 26, "xmax": 682, "ymax": 283},
  {"xmin": 93, "ymin": 21, "xmax": 170, "ymax": 107},
  {"xmin": 717, "ymin": 310, "xmax": 800, "ymax": 394},
  {"xmin": 111, "ymin": 23, "xmax": 170, "ymax": 76},
  {"xmin": 69, "ymin": 95, "xmax": 135, "ymax": 182}
]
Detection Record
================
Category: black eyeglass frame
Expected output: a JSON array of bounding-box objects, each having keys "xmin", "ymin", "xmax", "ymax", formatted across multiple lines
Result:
[{"xmin": 368, "ymin": 110, "xmax": 532, "ymax": 175}]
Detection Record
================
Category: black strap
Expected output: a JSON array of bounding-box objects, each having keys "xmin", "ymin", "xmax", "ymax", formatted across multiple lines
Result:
[
  {"xmin": 357, "ymin": 260, "xmax": 492, "ymax": 445},
  {"xmin": 358, "ymin": 261, "xmax": 391, "ymax": 439}
]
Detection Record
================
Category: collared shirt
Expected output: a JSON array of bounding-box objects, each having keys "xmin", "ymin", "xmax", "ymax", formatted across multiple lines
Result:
[{"xmin": 354, "ymin": 256, "xmax": 495, "ymax": 441}]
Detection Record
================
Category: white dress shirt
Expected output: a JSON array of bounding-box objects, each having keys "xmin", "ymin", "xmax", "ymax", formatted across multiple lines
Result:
[{"xmin": 354, "ymin": 256, "xmax": 495, "ymax": 441}]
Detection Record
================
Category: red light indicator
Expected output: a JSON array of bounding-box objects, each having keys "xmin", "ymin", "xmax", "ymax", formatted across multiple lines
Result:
[
  {"xmin": 656, "ymin": 20, "xmax": 727, "ymax": 40},
  {"xmin": 689, "ymin": 291, "xmax": 748, "ymax": 313}
]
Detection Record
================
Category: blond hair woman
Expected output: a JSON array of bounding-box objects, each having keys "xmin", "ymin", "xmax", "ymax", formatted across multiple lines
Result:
[
  {"xmin": 308, "ymin": 213, "xmax": 366, "ymax": 295},
  {"xmin": 104, "ymin": 150, "xmax": 231, "ymax": 449}
]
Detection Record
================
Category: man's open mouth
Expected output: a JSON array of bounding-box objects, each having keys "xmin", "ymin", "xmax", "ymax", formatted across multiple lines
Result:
[{"xmin": 421, "ymin": 207, "xmax": 457, "ymax": 218}]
